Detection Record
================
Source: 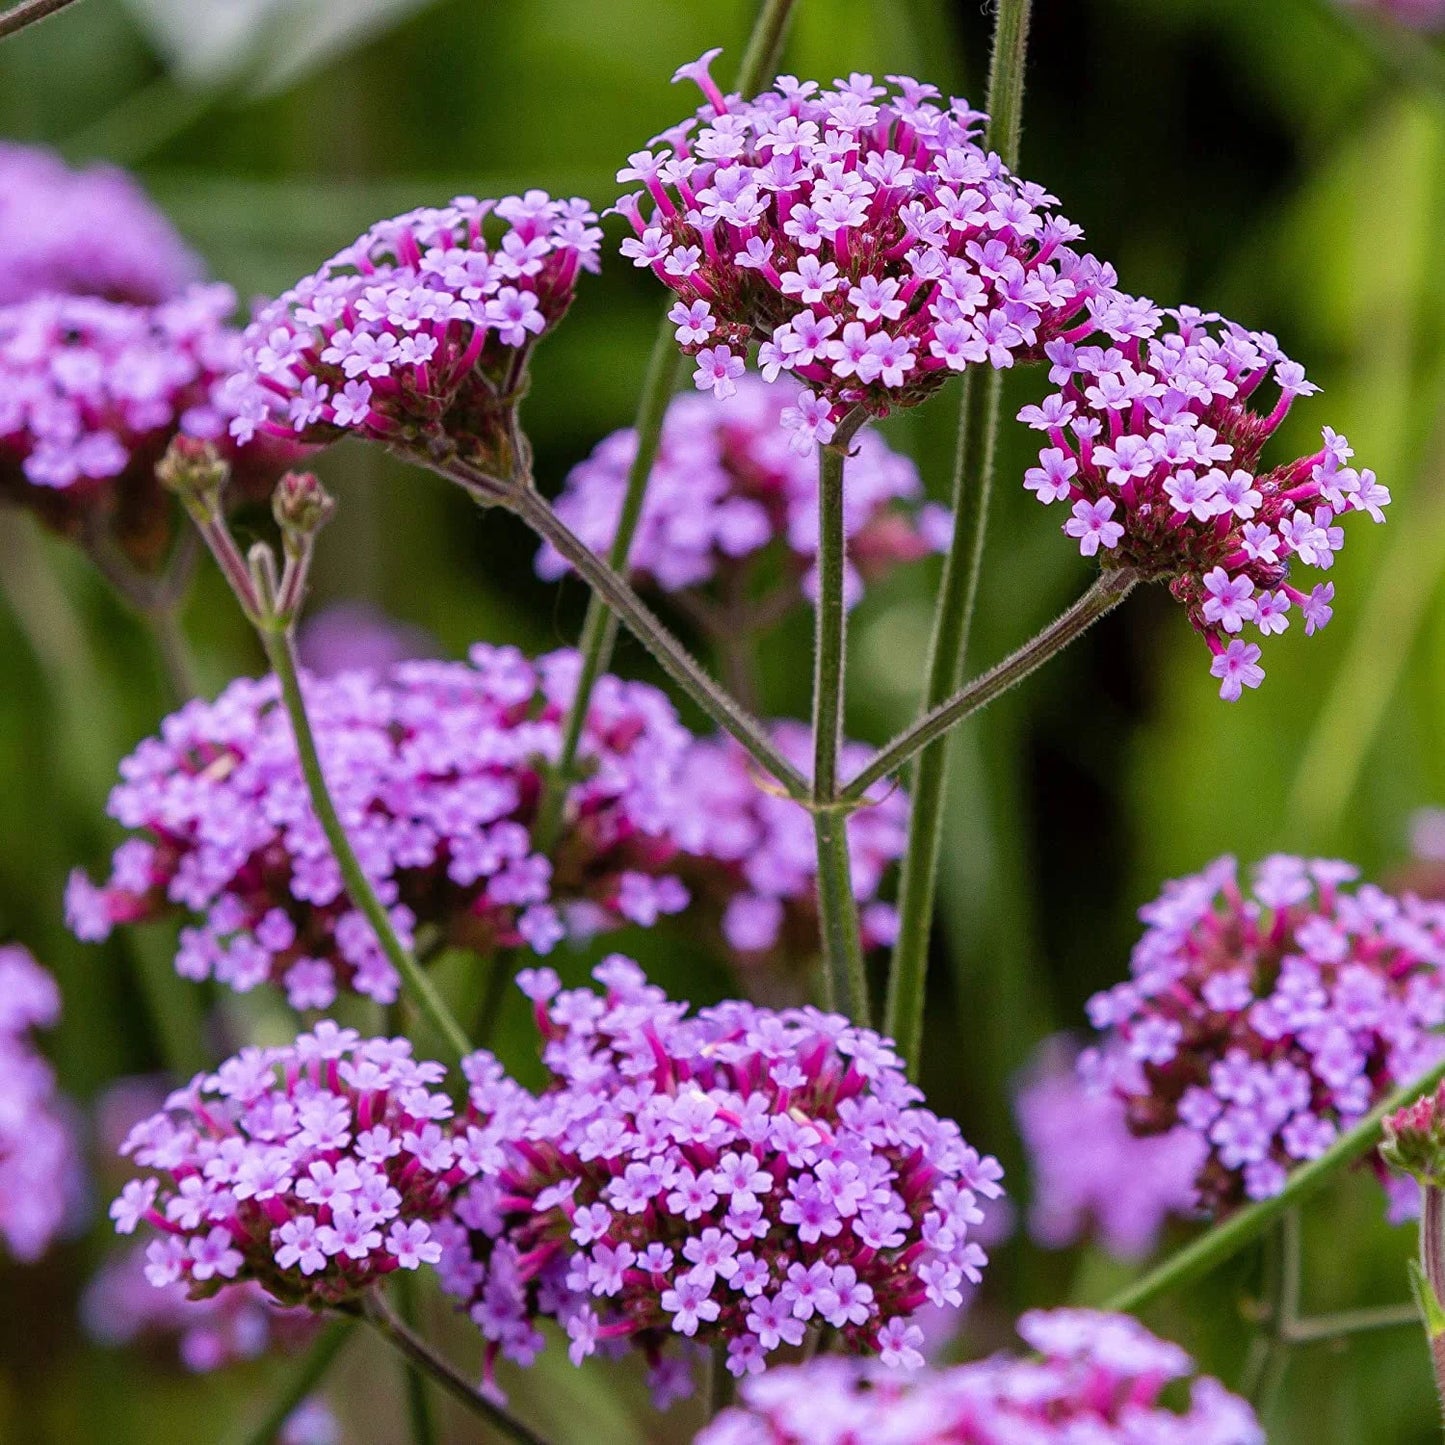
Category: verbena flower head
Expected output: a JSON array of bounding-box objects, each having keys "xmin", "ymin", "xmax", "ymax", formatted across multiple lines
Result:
[
  {"xmin": 669, "ymin": 722, "xmax": 906, "ymax": 965},
  {"xmin": 1380, "ymin": 1078, "xmax": 1445, "ymax": 1191},
  {"xmin": 0, "ymin": 945, "xmax": 82, "ymax": 1263},
  {"xmin": 0, "ymin": 284, "xmax": 294, "ymax": 564},
  {"xmin": 1014, "ymin": 1035, "xmax": 1202, "ymax": 1260},
  {"xmin": 111, "ymin": 1024, "xmax": 476, "ymax": 1307},
  {"xmin": 0, "ymin": 142, "xmax": 201, "ymax": 306},
  {"xmin": 227, "ymin": 194, "xmax": 601, "ymax": 473},
  {"xmin": 696, "ymin": 1309, "xmax": 1263, "ymax": 1444},
  {"xmin": 1020, "ymin": 304, "xmax": 1387, "ymax": 700},
  {"xmin": 1081, "ymin": 855, "xmax": 1445, "ymax": 1214},
  {"xmin": 537, "ymin": 376, "xmax": 947, "ymax": 613},
  {"xmin": 67, "ymin": 647, "xmax": 690, "ymax": 1010},
  {"xmin": 616, "ymin": 61, "xmax": 1123, "ymax": 427},
  {"xmin": 437, "ymin": 958, "xmax": 1002, "ymax": 1400},
  {"xmin": 84, "ymin": 1240, "xmax": 320, "ymax": 1372}
]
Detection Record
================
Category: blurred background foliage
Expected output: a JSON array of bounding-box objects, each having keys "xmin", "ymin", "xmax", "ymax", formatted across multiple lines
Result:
[{"xmin": 0, "ymin": 0, "xmax": 1443, "ymax": 1440}]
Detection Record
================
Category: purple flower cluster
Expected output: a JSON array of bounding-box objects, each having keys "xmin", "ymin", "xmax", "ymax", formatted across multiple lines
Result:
[
  {"xmin": 1014, "ymin": 1035, "xmax": 1202, "ymax": 1260},
  {"xmin": 697, "ymin": 1309, "xmax": 1263, "ymax": 1444},
  {"xmin": 0, "ymin": 142, "xmax": 201, "ymax": 306},
  {"xmin": 226, "ymin": 193, "xmax": 600, "ymax": 469},
  {"xmin": 436, "ymin": 958, "xmax": 1002, "ymax": 1399},
  {"xmin": 67, "ymin": 647, "xmax": 690, "ymax": 1009},
  {"xmin": 537, "ymin": 377, "xmax": 946, "ymax": 612},
  {"xmin": 1020, "ymin": 304, "xmax": 1386, "ymax": 699},
  {"xmin": 111, "ymin": 1024, "xmax": 477, "ymax": 1307},
  {"xmin": 0, "ymin": 284, "xmax": 292, "ymax": 561},
  {"xmin": 669, "ymin": 722, "xmax": 906, "ymax": 963},
  {"xmin": 617, "ymin": 59, "xmax": 1122, "ymax": 429},
  {"xmin": 84, "ymin": 1240, "xmax": 320, "ymax": 1372},
  {"xmin": 1082, "ymin": 855, "xmax": 1445, "ymax": 1213},
  {"xmin": 0, "ymin": 946, "xmax": 81, "ymax": 1263}
]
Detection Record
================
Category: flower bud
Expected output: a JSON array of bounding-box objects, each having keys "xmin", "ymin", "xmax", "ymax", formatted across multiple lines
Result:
[
  {"xmin": 272, "ymin": 471, "xmax": 335, "ymax": 552},
  {"xmin": 156, "ymin": 436, "xmax": 229, "ymax": 521},
  {"xmin": 1381, "ymin": 1083, "xmax": 1445, "ymax": 1187}
]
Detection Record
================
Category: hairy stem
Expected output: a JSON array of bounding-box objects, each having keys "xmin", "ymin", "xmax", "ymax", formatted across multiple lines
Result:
[
  {"xmin": 850, "ymin": 570, "xmax": 1135, "ymax": 801},
  {"xmin": 1102, "ymin": 1056, "xmax": 1445, "ymax": 1317},
  {"xmin": 534, "ymin": 2, "xmax": 799, "ymax": 847},
  {"xmin": 497, "ymin": 479, "xmax": 808, "ymax": 797},
  {"xmin": 359, "ymin": 1295, "xmax": 554, "ymax": 1445},
  {"xmin": 811, "ymin": 416, "xmax": 869, "ymax": 1021},
  {"xmin": 226, "ymin": 1319, "xmax": 355, "ymax": 1445},
  {"xmin": 882, "ymin": 0, "xmax": 1032, "ymax": 1069},
  {"xmin": 259, "ymin": 623, "xmax": 472, "ymax": 1063},
  {"xmin": 0, "ymin": 0, "xmax": 82, "ymax": 40}
]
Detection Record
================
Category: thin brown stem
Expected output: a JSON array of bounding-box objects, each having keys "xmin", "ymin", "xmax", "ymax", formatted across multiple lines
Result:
[{"xmin": 0, "ymin": 0, "xmax": 82, "ymax": 40}]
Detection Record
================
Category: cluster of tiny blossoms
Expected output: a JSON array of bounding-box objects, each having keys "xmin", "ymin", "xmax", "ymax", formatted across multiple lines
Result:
[
  {"xmin": 226, "ymin": 193, "xmax": 600, "ymax": 470},
  {"xmin": 0, "ymin": 142, "xmax": 201, "ymax": 306},
  {"xmin": 111, "ymin": 1024, "xmax": 477, "ymax": 1307},
  {"xmin": 68, "ymin": 647, "xmax": 691, "ymax": 1009},
  {"xmin": 1014, "ymin": 1035, "xmax": 1202, "ymax": 1260},
  {"xmin": 436, "ymin": 958, "xmax": 1002, "ymax": 1399},
  {"xmin": 1020, "ymin": 304, "xmax": 1387, "ymax": 699},
  {"xmin": 697, "ymin": 1309, "xmax": 1263, "ymax": 1445},
  {"xmin": 617, "ymin": 59, "xmax": 1126, "ymax": 432},
  {"xmin": 669, "ymin": 722, "xmax": 907, "ymax": 963},
  {"xmin": 0, "ymin": 946, "xmax": 81, "ymax": 1262},
  {"xmin": 1082, "ymin": 855, "xmax": 1445, "ymax": 1213},
  {"xmin": 0, "ymin": 284, "xmax": 288, "ymax": 557},
  {"xmin": 537, "ymin": 377, "xmax": 946, "ymax": 610}
]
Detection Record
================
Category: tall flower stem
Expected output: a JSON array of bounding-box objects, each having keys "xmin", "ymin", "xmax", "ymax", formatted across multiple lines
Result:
[
  {"xmin": 1282, "ymin": 1303, "xmax": 1417, "ymax": 1344},
  {"xmin": 0, "ymin": 0, "xmax": 83, "ymax": 41},
  {"xmin": 533, "ymin": 0, "xmax": 799, "ymax": 849},
  {"xmin": 258, "ymin": 621, "xmax": 473, "ymax": 1064},
  {"xmin": 227, "ymin": 1319, "xmax": 356, "ymax": 1445},
  {"xmin": 1417, "ymin": 1184, "xmax": 1445, "ymax": 1428},
  {"xmin": 1242, "ymin": 1208, "xmax": 1301, "ymax": 1416},
  {"xmin": 393, "ymin": 1271, "xmax": 438, "ymax": 1445},
  {"xmin": 1102, "ymin": 1056, "xmax": 1445, "ymax": 1317},
  {"xmin": 357, "ymin": 1295, "xmax": 555, "ymax": 1445},
  {"xmin": 479, "ymin": 475, "xmax": 808, "ymax": 798},
  {"xmin": 812, "ymin": 411, "xmax": 869, "ymax": 1021},
  {"xmin": 882, "ymin": 0, "xmax": 1033, "ymax": 1070},
  {"xmin": 851, "ymin": 569, "xmax": 1136, "ymax": 802}
]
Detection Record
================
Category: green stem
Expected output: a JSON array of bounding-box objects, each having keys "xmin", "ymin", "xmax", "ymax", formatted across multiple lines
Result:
[
  {"xmin": 1242, "ymin": 1208, "xmax": 1300, "ymax": 1416},
  {"xmin": 150, "ymin": 604, "xmax": 202, "ymax": 707},
  {"xmin": 811, "ymin": 416, "xmax": 869, "ymax": 1022},
  {"xmin": 499, "ymin": 480, "xmax": 808, "ymax": 798},
  {"xmin": 359, "ymin": 1295, "xmax": 554, "ymax": 1445},
  {"xmin": 258, "ymin": 623, "xmax": 472, "ymax": 1064},
  {"xmin": 1282, "ymin": 1302, "xmax": 1418, "ymax": 1345},
  {"xmin": 881, "ymin": 0, "xmax": 1032, "ymax": 1070},
  {"xmin": 850, "ymin": 569, "xmax": 1135, "ymax": 801},
  {"xmin": 0, "ymin": 0, "xmax": 82, "ymax": 40},
  {"xmin": 708, "ymin": 1341, "xmax": 736, "ymax": 1420},
  {"xmin": 393, "ymin": 1272, "xmax": 439, "ymax": 1445},
  {"xmin": 1102, "ymin": 1056, "xmax": 1445, "ymax": 1317},
  {"xmin": 225, "ymin": 1319, "xmax": 355, "ymax": 1445},
  {"xmin": 533, "ymin": 1, "xmax": 799, "ymax": 848}
]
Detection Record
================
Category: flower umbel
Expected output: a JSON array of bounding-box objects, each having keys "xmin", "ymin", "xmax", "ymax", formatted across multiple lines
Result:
[
  {"xmin": 1020, "ymin": 304, "xmax": 1386, "ymax": 698},
  {"xmin": 437, "ymin": 957, "xmax": 1002, "ymax": 1399},
  {"xmin": 1082, "ymin": 854, "xmax": 1445, "ymax": 1214}
]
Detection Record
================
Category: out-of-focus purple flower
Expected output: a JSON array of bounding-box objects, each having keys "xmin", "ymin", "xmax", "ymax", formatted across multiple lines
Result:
[
  {"xmin": 280, "ymin": 1398, "xmax": 342, "ymax": 1445},
  {"xmin": 0, "ymin": 285, "xmax": 296, "ymax": 565},
  {"xmin": 0, "ymin": 945, "xmax": 83, "ymax": 1264},
  {"xmin": 436, "ymin": 958, "xmax": 1002, "ymax": 1402},
  {"xmin": 537, "ymin": 377, "xmax": 946, "ymax": 617},
  {"xmin": 66, "ymin": 647, "xmax": 690, "ymax": 1009},
  {"xmin": 1081, "ymin": 855, "xmax": 1445, "ymax": 1215},
  {"xmin": 616, "ymin": 64, "xmax": 1123, "ymax": 421},
  {"xmin": 669, "ymin": 722, "xmax": 906, "ymax": 967},
  {"xmin": 225, "ymin": 194, "xmax": 600, "ymax": 473},
  {"xmin": 696, "ymin": 1308, "xmax": 1263, "ymax": 1444},
  {"xmin": 295, "ymin": 602, "xmax": 437, "ymax": 678},
  {"xmin": 1014, "ymin": 1035, "xmax": 1202, "ymax": 1260},
  {"xmin": 0, "ymin": 143, "xmax": 201, "ymax": 306},
  {"xmin": 1339, "ymin": 0, "xmax": 1445, "ymax": 29},
  {"xmin": 112, "ymin": 1025, "xmax": 473, "ymax": 1307},
  {"xmin": 83, "ymin": 1240, "xmax": 320, "ymax": 1371},
  {"xmin": 1020, "ymin": 305, "xmax": 1385, "ymax": 699}
]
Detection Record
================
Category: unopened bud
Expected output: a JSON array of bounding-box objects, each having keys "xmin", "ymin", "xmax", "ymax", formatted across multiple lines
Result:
[
  {"xmin": 157, "ymin": 436, "xmax": 229, "ymax": 520},
  {"xmin": 272, "ymin": 471, "xmax": 335, "ymax": 552},
  {"xmin": 1381, "ymin": 1082, "xmax": 1445, "ymax": 1187}
]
